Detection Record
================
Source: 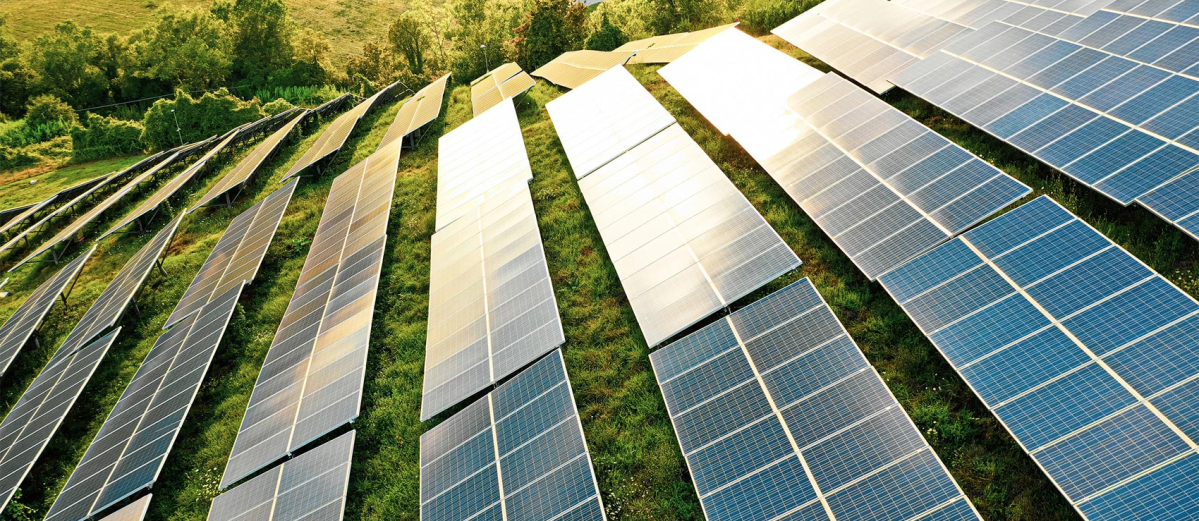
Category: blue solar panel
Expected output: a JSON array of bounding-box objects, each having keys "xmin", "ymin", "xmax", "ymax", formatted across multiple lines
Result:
[
  {"xmin": 419, "ymin": 350, "xmax": 604, "ymax": 521},
  {"xmin": 651, "ymin": 278, "xmax": 980, "ymax": 521},
  {"xmin": 879, "ymin": 195, "xmax": 1199, "ymax": 519}
]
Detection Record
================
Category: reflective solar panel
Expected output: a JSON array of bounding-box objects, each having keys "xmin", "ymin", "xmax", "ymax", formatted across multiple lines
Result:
[
  {"xmin": 283, "ymin": 82, "xmax": 399, "ymax": 180},
  {"xmin": 0, "ymin": 174, "xmax": 115, "ymax": 255},
  {"xmin": 879, "ymin": 195, "xmax": 1199, "ymax": 520},
  {"xmin": 0, "ymin": 202, "xmax": 36, "ymax": 225},
  {"xmin": 422, "ymin": 187, "xmax": 565, "ymax": 420},
  {"xmin": 0, "ymin": 194, "xmax": 60, "ymax": 238},
  {"xmin": 379, "ymin": 73, "xmax": 451, "ymax": 151},
  {"xmin": 436, "ymin": 98, "xmax": 532, "ymax": 230},
  {"xmin": 193, "ymin": 109, "xmax": 309, "ymax": 211},
  {"xmin": 531, "ymin": 50, "xmax": 635, "ymax": 89},
  {"xmin": 97, "ymin": 493, "xmax": 151, "ymax": 521},
  {"xmin": 209, "ymin": 431, "xmax": 354, "ymax": 521},
  {"xmin": 893, "ymin": 0, "xmax": 1114, "ymax": 30},
  {"xmin": 45, "ymin": 285, "xmax": 243, "ymax": 521},
  {"xmin": 773, "ymin": 0, "xmax": 970, "ymax": 93},
  {"xmin": 221, "ymin": 138, "xmax": 400, "ymax": 488},
  {"xmin": 0, "ymin": 174, "xmax": 109, "ymax": 238},
  {"xmin": 574, "ymin": 121, "xmax": 801, "ymax": 346},
  {"xmin": 651, "ymin": 278, "xmax": 980, "ymax": 521},
  {"xmin": 614, "ymin": 23, "xmax": 739, "ymax": 64},
  {"xmin": 660, "ymin": 31, "xmax": 1029, "ymax": 279},
  {"xmin": 1043, "ymin": 2, "xmax": 1199, "ymax": 76},
  {"xmin": 0, "ymin": 246, "xmax": 91, "ymax": 378},
  {"xmin": 420, "ymin": 350, "xmax": 605, "ymax": 521},
  {"xmin": 890, "ymin": 22, "xmax": 1199, "ymax": 240},
  {"xmin": 470, "ymin": 64, "xmax": 535, "ymax": 116},
  {"xmin": 167, "ymin": 181, "xmax": 296, "ymax": 328},
  {"xmin": 546, "ymin": 66, "xmax": 677, "ymax": 179}
]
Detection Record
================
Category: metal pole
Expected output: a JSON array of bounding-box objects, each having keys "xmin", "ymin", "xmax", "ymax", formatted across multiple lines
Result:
[
  {"xmin": 482, "ymin": 44, "xmax": 490, "ymax": 72},
  {"xmin": 171, "ymin": 109, "xmax": 184, "ymax": 146}
]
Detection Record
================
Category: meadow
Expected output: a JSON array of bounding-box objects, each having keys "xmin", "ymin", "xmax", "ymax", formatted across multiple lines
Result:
[{"xmin": 0, "ymin": 33, "xmax": 1195, "ymax": 521}]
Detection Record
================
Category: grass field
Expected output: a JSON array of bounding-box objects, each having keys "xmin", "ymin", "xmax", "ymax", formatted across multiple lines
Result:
[
  {"xmin": 0, "ymin": 0, "xmax": 408, "ymax": 62},
  {"xmin": 0, "ymin": 33, "xmax": 1196, "ymax": 521},
  {"xmin": 0, "ymin": 155, "xmax": 146, "ymax": 210}
]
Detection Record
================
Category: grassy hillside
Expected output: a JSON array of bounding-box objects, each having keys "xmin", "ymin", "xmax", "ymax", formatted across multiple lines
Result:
[
  {"xmin": 0, "ymin": 0, "xmax": 409, "ymax": 61},
  {"xmin": 0, "ymin": 155, "xmax": 146, "ymax": 210},
  {"xmin": 0, "ymin": 33, "xmax": 1195, "ymax": 521}
]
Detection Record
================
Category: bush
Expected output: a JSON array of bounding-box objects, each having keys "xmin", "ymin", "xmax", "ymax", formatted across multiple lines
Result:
[
  {"xmin": 71, "ymin": 113, "xmax": 145, "ymax": 161},
  {"xmin": 261, "ymin": 98, "xmax": 295, "ymax": 115},
  {"xmin": 0, "ymin": 136, "xmax": 71, "ymax": 172},
  {"xmin": 738, "ymin": 0, "xmax": 817, "ymax": 36},
  {"xmin": 585, "ymin": 12, "xmax": 628, "ymax": 51},
  {"xmin": 252, "ymin": 85, "xmax": 343, "ymax": 107},
  {"xmin": 0, "ymin": 119, "xmax": 74, "ymax": 148},
  {"xmin": 141, "ymin": 87, "xmax": 265, "ymax": 150},
  {"xmin": 25, "ymin": 94, "xmax": 77, "ymax": 128}
]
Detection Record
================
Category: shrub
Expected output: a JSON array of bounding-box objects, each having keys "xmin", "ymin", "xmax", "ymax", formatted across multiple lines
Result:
[
  {"xmin": 253, "ymin": 85, "xmax": 344, "ymax": 107},
  {"xmin": 261, "ymin": 98, "xmax": 295, "ymax": 115},
  {"xmin": 0, "ymin": 119, "xmax": 74, "ymax": 148},
  {"xmin": 0, "ymin": 136, "xmax": 71, "ymax": 172},
  {"xmin": 71, "ymin": 113, "xmax": 145, "ymax": 161},
  {"xmin": 738, "ymin": 0, "xmax": 818, "ymax": 36},
  {"xmin": 25, "ymin": 94, "xmax": 78, "ymax": 128},
  {"xmin": 585, "ymin": 12, "xmax": 628, "ymax": 52},
  {"xmin": 141, "ymin": 87, "xmax": 264, "ymax": 150}
]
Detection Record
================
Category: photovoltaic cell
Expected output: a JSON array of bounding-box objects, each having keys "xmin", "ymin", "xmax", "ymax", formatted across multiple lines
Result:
[
  {"xmin": 208, "ymin": 431, "xmax": 354, "ymax": 521},
  {"xmin": 531, "ymin": 50, "xmax": 635, "ymax": 89},
  {"xmin": 420, "ymin": 350, "xmax": 604, "ymax": 521},
  {"xmin": 893, "ymin": 0, "xmax": 1114, "ymax": 29},
  {"xmin": 167, "ymin": 180, "xmax": 297, "ymax": 328},
  {"xmin": 221, "ymin": 138, "xmax": 400, "ymax": 488},
  {"xmin": 0, "ymin": 246, "xmax": 91, "ymax": 378},
  {"xmin": 379, "ymin": 73, "xmax": 451, "ymax": 151},
  {"xmin": 193, "ymin": 109, "xmax": 309, "ymax": 210},
  {"xmin": 879, "ymin": 195, "xmax": 1199, "ymax": 520},
  {"xmin": 436, "ymin": 98, "xmax": 532, "ymax": 230},
  {"xmin": 470, "ymin": 64, "xmax": 535, "ymax": 116},
  {"xmin": 422, "ymin": 187, "xmax": 564, "ymax": 420},
  {"xmin": 650, "ymin": 278, "xmax": 980, "ymax": 521},
  {"xmin": 283, "ymin": 81, "xmax": 398, "ymax": 180},
  {"xmin": 614, "ymin": 23, "xmax": 739, "ymax": 64}
]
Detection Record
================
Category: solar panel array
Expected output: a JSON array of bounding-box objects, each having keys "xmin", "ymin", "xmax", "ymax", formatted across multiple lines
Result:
[
  {"xmin": 470, "ymin": 63, "xmax": 536, "ymax": 116},
  {"xmin": 773, "ymin": 0, "xmax": 970, "ymax": 93},
  {"xmin": 422, "ymin": 187, "xmax": 564, "ymax": 420},
  {"xmin": 893, "ymin": 0, "xmax": 1114, "ymax": 29},
  {"xmin": 209, "ymin": 431, "xmax": 354, "ymax": 521},
  {"xmin": 0, "ymin": 202, "xmax": 36, "ymax": 225},
  {"xmin": 379, "ymin": 73, "xmax": 451, "ymax": 151},
  {"xmin": 98, "ymin": 494, "xmax": 151, "ymax": 521},
  {"xmin": 0, "ymin": 174, "xmax": 115, "ymax": 255},
  {"xmin": 0, "ymin": 194, "xmax": 60, "ymax": 238},
  {"xmin": 193, "ymin": 110, "xmax": 310, "ymax": 210},
  {"xmin": 436, "ymin": 98, "xmax": 532, "ymax": 230},
  {"xmin": 222, "ymin": 138, "xmax": 400, "ymax": 488},
  {"xmin": 0, "ymin": 216, "xmax": 181, "ymax": 514},
  {"xmin": 420, "ymin": 350, "xmax": 605, "ymax": 520},
  {"xmin": 550, "ymin": 65, "xmax": 800, "ymax": 346},
  {"xmin": 283, "ymin": 82, "xmax": 398, "ymax": 180},
  {"xmin": 651, "ymin": 278, "xmax": 980, "ymax": 521},
  {"xmin": 531, "ymin": 50, "xmax": 636, "ymax": 89},
  {"xmin": 660, "ymin": 30, "xmax": 1030, "ymax": 279},
  {"xmin": 879, "ymin": 195, "xmax": 1199, "ymax": 520},
  {"xmin": 614, "ymin": 23, "xmax": 739, "ymax": 64},
  {"xmin": 890, "ymin": 23, "xmax": 1199, "ymax": 239},
  {"xmin": 1051, "ymin": 0, "xmax": 1199, "ymax": 67},
  {"xmin": 0, "ymin": 175, "xmax": 112, "ymax": 239},
  {"xmin": 0, "ymin": 247, "xmax": 91, "ymax": 377}
]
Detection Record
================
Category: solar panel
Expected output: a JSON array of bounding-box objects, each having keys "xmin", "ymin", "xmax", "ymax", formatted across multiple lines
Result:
[
  {"xmin": 614, "ymin": 23, "xmax": 739, "ymax": 64},
  {"xmin": 651, "ymin": 278, "xmax": 980, "ymax": 521},
  {"xmin": 470, "ymin": 63, "xmax": 536, "ymax": 115},
  {"xmin": 283, "ymin": 82, "xmax": 399, "ymax": 180},
  {"xmin": 574, "ymin": 120, "xmax": 801, "ymax": 346},
  {"xmin": 436, "ymin": 98, "xmax": 532, "ymax": 231},
  {"xmin": 221, "ymin": 138, "xmax": 400, "ymax": 488},
  {"xmin": 420, "ymin": 350, "xmax": 605, "ymax": 521},
  {"xmin": 45, "ymin": 284, "xmax": 243, "ymax": 521},
  {"xmin": 192, "ymin": 110, "xmax": 309, "ymax": 211},
  {"xmin": 531, "ymin": 50, "xmax": 636, "ymax": 89},
  {"xmin": 879, "ymin": 195, "xmax": 1199, "ymax": 520},
  {"xmin": 0, "ymin": 215, "xmax": 180, "ymax": 515},
  {"xmin": 892, "ymin": 0, "xmax": 1113, "ymax": 30},
  {"xmin": 0, "ymin": 175, "xmax": 110, "ymax": 239},
  {"xmin": 0, "ymin": 246, "xmax": 91, "ymax": 378},
  {"xmin": 545, "ymin": 66, "xmax": 677, "ymax": 178},
  {"xmin": 379, "ymin": 73, "xmax": 451, "ymax": 151},
  {"xmin": 773, "ymin": 0, "xmax": 970, "ymax": 93},
  {"xmin": 422, "ymin": 187, "xmax": 565, "ymax": 420},
  {"xmin": 0, "ymin": 202, "xmax": 36, "ymax": 225},
  {"xmin": 890, "ymin": 22, "xmax": 1199, "ymax": 239},
  {"xmin": 0, "ymin": 195, "xmax": 60, "ymax": 238},
  {"xmin": 0, "ymin": 174, "xmax": 115, "ymax": 255},
  {"xmin": 167, "ymin": 180, "xmax": 297, "ymax": 328},
  {"xmin": 97, "ymin": 493, "xmax": 151, "ymax": 521},
  {"xmin": 660, "ymin": 31, "xmax": 1029, "ymax": 279},
  {"xmin": 209, "ymin": 431, "xmax": 354, "ymax": 521}
]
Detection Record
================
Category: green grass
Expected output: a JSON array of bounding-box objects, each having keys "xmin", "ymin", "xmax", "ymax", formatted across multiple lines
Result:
[
  {"xmin": 0, "ymin": 155, "xmax": 146, "ymax": 210},
  {"xmin": 1, "ymin": 32, "xmax": 1198, "ymax": 521}
]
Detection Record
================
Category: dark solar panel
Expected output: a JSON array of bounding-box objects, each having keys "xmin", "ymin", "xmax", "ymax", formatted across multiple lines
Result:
[
  {"xmin": 0, "ymin": 247, "xmax": 91, "ymax": 377},
  {"xmin": 208, "ymin": 431, "xmax": 354, "ymax": 521},
  {"xmin": 420, "ymin": 350, "xmax": 605, "ymax": 521},
  {"xmin": 193, "ymin": 110, "xmax": 309, "ymax": 211},
  {"xmin": 221, "ymin": 138, "xmax": 400, "ymax": 488},
  {"xmin": 651, "ymin": 278, "xmax": 980, "ymax": 521}
]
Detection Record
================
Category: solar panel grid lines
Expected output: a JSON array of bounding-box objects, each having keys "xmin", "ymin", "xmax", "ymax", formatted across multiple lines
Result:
[
  {"xmin": 419, "ymin": 350, "xmax": 606, "ymax": 521},
  {"xmin": 877, "ymin": 195, "xmax": 1199, "ymax": 520},
  {"xmin": 545, "ymin": 66, "xmax": 677, "ymax": 179},
  {"xmin": 208, "ymin": 431, "xmax": 355, "ymax": 521},
  {"xmin": 192, "ymin": 110, "xmax": 311, "ymax": 211},
  {"xmin": 649, "ymin": 278, "xmax": 982, "ymax": 521},
  {"xmin": 0, "ymin": 194, "xmax": 59, "ymax": 237},
  {"xmin": 531, "ymin": 49, "xmax": 636, "ymax": 89},
  {"xmin": 614, "ymin": 23, "xmax": 740, "ymax": 64},
  {"xmin": 0, "ymin": 245, "xmax": 92, "ymax": 378},
  {"xmin": 378, "ymin": 73, "xmax": 451, "ymax": 151},
  {"xmin": 221, "ymin": 138, "xmax": 399, "ymax": 488},
  {"xmin": 0, "ymin": 174, "xmax": 115, "ymax": 255},
  {"xmin": 282, "ymin": 83, "xmax": 397, "ymax": 181},
  {"xmin": 421, "ymin": 186, "xmax": 565, "ymax": 420},
  {"xmin": 166, "ymin": 180, "xmax": 298, "ymax": 328},
  {"xmin": 0, "ymin": 171, "xmax": 113, "ymax": 238},
  {"xmin": 97, "ymin": 494, "xmax": 151, "ymax": 521},
  {"xmin": 45, "ymin": 284, "xmax": 245, "ymax": 521},
  {"xmin": 0, "ymin": 327, "xmax": 121, "ymax": 515},
  {"xmin": 436, "ymin": 98, "xmax": 533, "ymax": 231}
]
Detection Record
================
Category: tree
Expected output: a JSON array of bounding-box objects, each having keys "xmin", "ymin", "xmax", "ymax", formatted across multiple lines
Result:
[
  {"xmin": 136, "ymin": 7, "xmax": 232, "ymax": 89},
  {"xmin": 25, "ymin": 94, "xmax": 77, "ymax": 127},
  {"xmin": 0, "ymin": 16, "xmax": 36, "ymax": 117},
  {"xmin": 585, "ymin": 12, "xmax": 628, "ymax": 51},
  {"xmin": 343, "ymin": 40, "xmax": 395, "ymax": 92},
  {"xmin": 506, "ymin": 0, "xmax": 587, "ymax": 71},
  {"xmin": 228, "ymin": 0, "xmax": 295, "ymax": 87},
  {"xmin": 26, "ymin": 22, "xmax": 110, "ymax": 109},
  {"xmin": 388, "ymin": 13, "xmax": 429, "ymax": 75},
  {"xmin": 141, "ymin": 88, "xmax": 264, "ymax": 150},
  {"xmin": 285, "ymin": 27, "xmax": 332, "ymax": 86}
]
